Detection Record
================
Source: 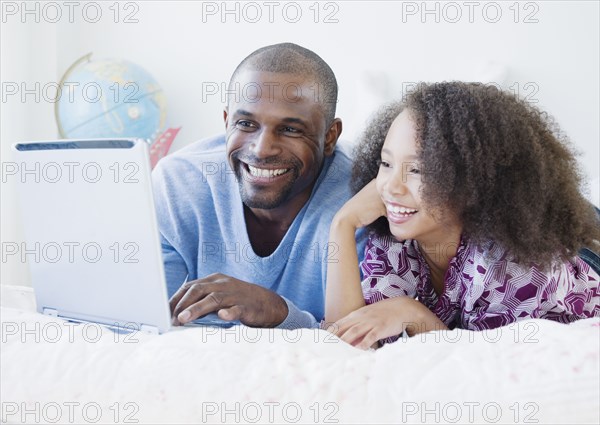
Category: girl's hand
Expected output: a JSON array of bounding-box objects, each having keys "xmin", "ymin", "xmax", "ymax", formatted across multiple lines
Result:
[
  {"xmin": 329, "ymin": 297, "xmax": 448, "ymax": 350},
  {"xmin": 333, "ymin": 179, "xmax": 386, "ymax": 229}
]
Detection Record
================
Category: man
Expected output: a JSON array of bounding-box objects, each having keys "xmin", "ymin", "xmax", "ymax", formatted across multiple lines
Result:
[{"xmin": 152, "ymin": 43, "xmax": 363, "ymax": 329}]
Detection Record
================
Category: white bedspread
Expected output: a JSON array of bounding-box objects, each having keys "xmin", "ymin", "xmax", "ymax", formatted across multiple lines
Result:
[{"xmin": 1, "ymin": 285, "xmax": 599, "ymax": 424}]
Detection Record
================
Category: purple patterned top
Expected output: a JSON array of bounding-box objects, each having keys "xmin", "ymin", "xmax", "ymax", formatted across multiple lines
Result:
[{"xmin": 361, "ymin": 235, "xmax": 600, "ymax": 334}]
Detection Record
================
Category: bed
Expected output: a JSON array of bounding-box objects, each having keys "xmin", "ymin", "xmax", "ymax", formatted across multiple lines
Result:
[{"xmin": 1, "ymin": 284, "xmax": 598, "ymax": 424}]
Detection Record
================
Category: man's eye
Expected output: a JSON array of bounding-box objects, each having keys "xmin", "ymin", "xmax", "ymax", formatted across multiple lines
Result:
[
  {"xmin": 282, "ymin": 126, "xmax": 301, "ymax": 135},
  {"xmin": 236, "ymin": 120, "xmax": 257, "ymax": 130}
]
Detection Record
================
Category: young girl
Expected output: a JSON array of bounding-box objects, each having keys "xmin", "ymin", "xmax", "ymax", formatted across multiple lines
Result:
[{"xmin": 325, "ymin": 82, "xmax": 600, "ymax": 349}]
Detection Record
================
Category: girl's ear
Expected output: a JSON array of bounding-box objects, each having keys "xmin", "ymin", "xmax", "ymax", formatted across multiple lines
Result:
[{"xmin": 324, "ymin": 118, "xmax": 342, "ymax": 156}]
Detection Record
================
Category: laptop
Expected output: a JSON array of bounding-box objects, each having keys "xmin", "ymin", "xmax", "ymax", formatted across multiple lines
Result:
[{"xmin": 12, "ymin": 138, "xmax": 234, "ymax": 334}]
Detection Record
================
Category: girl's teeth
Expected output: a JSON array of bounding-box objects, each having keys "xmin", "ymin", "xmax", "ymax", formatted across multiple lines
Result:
[
  {"xmin": 390, "ymin": 205, "xmax": 418, "ymax": 214},
  {"xmin": 248, "ymin": 165, "xmax": 289, "ymax": 178}
]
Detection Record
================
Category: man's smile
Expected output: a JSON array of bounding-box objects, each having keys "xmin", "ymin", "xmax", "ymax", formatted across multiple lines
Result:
[
  {"xmin": 240, "ymin": 160, "xmax": 294, "ymax": 184},
  {"xmin": 247, "ymin": 164, "xmax": 290, "ymax": 178}
]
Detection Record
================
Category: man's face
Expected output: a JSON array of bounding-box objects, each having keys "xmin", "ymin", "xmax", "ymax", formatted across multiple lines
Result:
[{"xmin": 224, "ymin": 70, "xmax": 338, "ymax": 210}]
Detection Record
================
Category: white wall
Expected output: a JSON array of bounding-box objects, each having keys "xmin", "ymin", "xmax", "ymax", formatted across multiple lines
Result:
[
  {"xmin": 1, "ymin": 15, "xmax": 57, "ymax": 285},
  {"xmin": 2, "ymin": 1, "xmax": 599, "ymax": 285}
]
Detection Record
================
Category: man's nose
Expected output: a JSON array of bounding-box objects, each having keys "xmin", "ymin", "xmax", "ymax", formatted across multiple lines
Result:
[{"xmin": 250, "ymin": 130, "xmax": 281, "ymax": 158}]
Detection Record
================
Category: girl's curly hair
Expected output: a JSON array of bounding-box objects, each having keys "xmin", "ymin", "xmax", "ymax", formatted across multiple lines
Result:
[{"xmin": 351, "ymin": 82, "xmax": 600, "ymax": 267}]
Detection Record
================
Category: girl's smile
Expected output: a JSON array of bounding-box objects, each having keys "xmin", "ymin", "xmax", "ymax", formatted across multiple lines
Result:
[{"xmin": 383, "ymin": 199, "xmax": 419, "ymax": 224}]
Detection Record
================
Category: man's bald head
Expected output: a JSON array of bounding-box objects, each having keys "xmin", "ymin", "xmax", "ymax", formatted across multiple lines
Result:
[{"xmin": 228, "ymin": 43, "xmax": 338, "ymax": 124}]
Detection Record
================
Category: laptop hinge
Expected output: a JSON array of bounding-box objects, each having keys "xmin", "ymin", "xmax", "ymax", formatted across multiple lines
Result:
[
  {"xmin": 139, "ymin": 324, "xmax": 159, "ymax": 334},
  {"xmin": 42, "ymin": 307, "xmax": 58, "ymax": 317}
]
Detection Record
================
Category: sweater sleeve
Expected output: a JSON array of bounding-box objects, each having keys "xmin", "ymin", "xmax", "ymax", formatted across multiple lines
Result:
[
  {"xmin": 152, "ymin": 158, "xmax": 190, "ymax": 296},
  {"xmin": 276, "ymin": 297, "xmax": 319, "ymax": 329},
  {"xmin": 160, "ymin": 238, "xmax": 189, "ymax": 295}
]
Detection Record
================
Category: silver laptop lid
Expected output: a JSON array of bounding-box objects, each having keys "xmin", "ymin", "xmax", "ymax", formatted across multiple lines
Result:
[{"xmin": 12, "ymin": 138, "xmax": 171, "ymax": 333}]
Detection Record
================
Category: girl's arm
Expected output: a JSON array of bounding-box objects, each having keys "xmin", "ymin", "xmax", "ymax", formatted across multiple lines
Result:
[
  {"xmin": 325, "ymin": 217, "xmax": 365, "ymax": 324},
  {"xmin": 325, "ymin": 180, "xmax": 386, "ymax": 324}
]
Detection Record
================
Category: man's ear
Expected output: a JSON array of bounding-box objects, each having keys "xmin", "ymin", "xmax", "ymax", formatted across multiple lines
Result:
[
  {"xmin": 223, "ymin": 107, "xmax": 229, "ymax": 130},
  {"xmin": 324, "ymin": 118, "xmax": 342, "ymax": 156}
]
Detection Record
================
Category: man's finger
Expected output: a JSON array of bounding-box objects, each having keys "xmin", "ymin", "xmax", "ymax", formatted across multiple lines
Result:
[
  {"xmin": 169, "ymin": 274, "xmax": 227, "ymax": 313},
  {"xmin": 169, "ymin": 281, "xmax": 194, "ymax": 314},
  {"xmin": 171, "ymin": 284, "xmax": 197, "ymax": 318},
  {"xmin": 217, "ymin": 305, "xmax": 243, "ymax": 322},
  {"xmin": 177, "ymin": 292, "xmax": 227, "ymax": 324},
  {"xmin": 172, "ymin": 283, "xmax": 216, "ymax": 320}
]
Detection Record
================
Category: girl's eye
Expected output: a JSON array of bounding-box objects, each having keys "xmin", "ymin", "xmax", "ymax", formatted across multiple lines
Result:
[
  {"xmin": 378, "ymin": 159, "xmax": 391, "ymax": 168},
  {"xmin": 404, "ymin": 162, "xmax": 421, "ymax": 175}
]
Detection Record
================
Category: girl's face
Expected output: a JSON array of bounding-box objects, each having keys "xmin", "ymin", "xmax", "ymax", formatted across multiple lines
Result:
[{"xmin": 376, "ymin": 110, "xmax": 456, "ymax": 245}]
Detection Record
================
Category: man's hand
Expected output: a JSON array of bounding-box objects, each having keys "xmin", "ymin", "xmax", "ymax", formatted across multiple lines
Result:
[
  {"xmin": 169, "ymin": 273, "xmax": 289, "ymax": 327},
  {"xmin": 328, "ymin": 297, "xmax": 448, "ymax": 350}
]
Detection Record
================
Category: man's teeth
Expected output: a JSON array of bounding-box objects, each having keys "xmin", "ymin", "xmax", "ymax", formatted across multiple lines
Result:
[
  {"xmin": 248, "ymin": 165, "xmax": 289, "ymax": 178},
  {"xmin": 389, "ymin": 205, "xmax": 418, "ymax": 214}
]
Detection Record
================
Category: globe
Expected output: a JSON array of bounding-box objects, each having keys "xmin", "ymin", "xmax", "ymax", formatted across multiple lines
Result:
[{"xmin": 55, "ymin": 53, "xmax": 167, "ymax": 141}]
